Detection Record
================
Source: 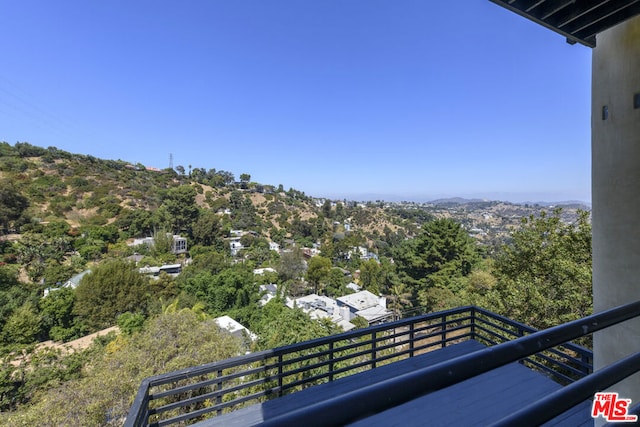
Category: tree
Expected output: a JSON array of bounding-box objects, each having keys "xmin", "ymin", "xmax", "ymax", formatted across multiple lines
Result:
[
  {"xmin": 253, "ymin": 301, "xmax": 341, "ymax": 350},
  {"xmin": 14, "ymin": 233, "xmax": 70, "ymax": 282},
  {"xmin": 160, "ymin": 185, "xmax": 199, "ymax": 234},
  {"xmin": 74, "ymin": 260, "xmax": 149, "ymax": 330},
  {"xmin": 278, "ymin": 247, "xmax": 306, "ymax": 283},
  {"xmin": 325, "ymin": 268, "xmax": 348, "ymax": 297},
  {"xmin": 359, "ymin": 259, "xmax": 382, "ymax": 295},
  {"xmin": 239, "ymin": 173, "xmax": 251, "ymax": 183},
  {"xmin": 115, "ymin": 208, "xmax": 154, "ymax": 238},
  {"xmin": 483, "ymin": 209, "xmax": 592, "ymax": 331},
  {"xmin": 321, "ymin": 200, "xmax": 332, "ymax": 218},
  {"xmin": 191, "ymin": 210, "xmax": 224, "ymax": 248},
  {"xmin": 39, "ymin": 287, "xmax": 81, "ymax": 341},
  {"xmin": 2, "ymin": 301, "xmax": 42, "ymax": 344},
  {"xmin": 180, "ymin": 265, "xmax": 257, "ymax": 317},
  {"xmin": 175, "ymin": 165, "xmax": 185, "ymax": 176},
  {"xmin": 387, "ymin": 283, "xmax": 413, "ymax": 320},
  {"xmin": 306, "ymin": 256, "xmax": 332, "ymax": 295},
  {"xmin": 393, "ymin": 218, "xmax": 480, "ymax": 306}
]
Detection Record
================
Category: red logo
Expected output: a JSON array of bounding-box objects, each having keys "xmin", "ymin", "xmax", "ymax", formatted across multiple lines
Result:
[{"xmin": 592, "ymin": 392, "xmax": 638, "ymax": 422}]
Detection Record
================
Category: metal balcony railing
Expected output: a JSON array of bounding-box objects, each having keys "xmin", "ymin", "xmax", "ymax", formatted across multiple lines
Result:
[{"xmin": 124, "ymin": 302, "xmax": 633, "ymax": 427}]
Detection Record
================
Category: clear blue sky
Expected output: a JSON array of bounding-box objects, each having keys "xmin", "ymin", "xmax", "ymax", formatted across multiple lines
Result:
[{"xmin": 0, "ymin": 1, "xmax": 592, "ymax": 203}]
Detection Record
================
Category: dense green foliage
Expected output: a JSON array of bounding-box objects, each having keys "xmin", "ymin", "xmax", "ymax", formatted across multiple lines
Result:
[
  {"xmin": 1, "ymin": 310, "xmax": 243, "ymax": 427},
  {"xmin": 74, "ymin": 260, "xmax": 149, "ymax": 330},
  {"xmin": 393, "ymin": 218, "xmax": 481, "ymax": 310},
  {"xmin": 482, "ymin": 209, "xmax": 592, "ymax": 330}
]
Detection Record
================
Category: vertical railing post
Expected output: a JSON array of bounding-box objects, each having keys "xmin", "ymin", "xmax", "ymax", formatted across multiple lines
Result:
[
  {"xmin": 582, "ymin": 353, "xmax": 592, "ymax": 376},
  {"xmin": 216, "ymin": 369, "xmax": 223, "ymax": 415},
  {"xmin": 441, "ymin": 315, "xmax": 447, "ymax": 348},
  {"xmin": 278, "ymin": 354, "xmax": 283, "ymax": 397},
  {"xmin": 329, "ymin": 342, "xmax": 334, "ymax": 382},
  {"xmin": 517, "ymin": 325, "xmax": 526, "ymax": 365},
  {"xmin": 470, "ymin": 307, "xmax": 476, "ymax": 341},
  {"xmin": 409, "ymin": 321, "xmax": 415, "ymax": 358},
  {"xmin": 371, "ymin": 331, "xmax": 377, "ymax": 369},
  {"xmin": 142, "ymin": 387, "xmax": 149, "ymax": 427}
]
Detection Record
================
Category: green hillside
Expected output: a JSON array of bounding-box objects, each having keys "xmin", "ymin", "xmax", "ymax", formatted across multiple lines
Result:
[{"xmin": 0, "ymin": 141, "xmax": 592, "ymax": 426}]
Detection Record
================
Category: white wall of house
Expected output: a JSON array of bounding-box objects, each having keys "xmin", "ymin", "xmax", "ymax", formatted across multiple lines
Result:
[{"xmin": 592, "ymin": 14, "xmax": 640, "ymax": 411}]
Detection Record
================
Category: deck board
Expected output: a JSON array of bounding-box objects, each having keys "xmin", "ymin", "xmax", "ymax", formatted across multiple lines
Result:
[{"xmin": 194, "ymin": 339, "xmax": 591, "ymax": 427}]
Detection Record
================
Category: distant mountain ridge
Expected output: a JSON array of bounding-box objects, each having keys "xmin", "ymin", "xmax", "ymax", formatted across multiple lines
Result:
[{"xmin": 428, "ymin": 197, "xmax": 590, "ymax": 209}]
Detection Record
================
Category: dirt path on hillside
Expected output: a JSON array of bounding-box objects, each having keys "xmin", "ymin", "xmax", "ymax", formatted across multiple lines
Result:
[
  {"xmin": 38, "ymin": 326, "xmax": 120, "ymax": 353},
  {"xmin": 10, "ymin": 326, "xmax": 120, "ymax": 367}
]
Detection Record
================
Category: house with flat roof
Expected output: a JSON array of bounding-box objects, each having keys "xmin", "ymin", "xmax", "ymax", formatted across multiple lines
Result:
[
  {"xmin": 337, "ymin": 290, "xmax": 392, "ymax": 326},
  {"xmin": 290, "ymin": 294, "xmax": 355, "ymax": 332}
]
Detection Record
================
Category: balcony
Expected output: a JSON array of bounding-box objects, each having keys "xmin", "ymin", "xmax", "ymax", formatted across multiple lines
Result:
[{"xmin": 125, "ymin": 302, "xmax": 640, "ymax": 427}]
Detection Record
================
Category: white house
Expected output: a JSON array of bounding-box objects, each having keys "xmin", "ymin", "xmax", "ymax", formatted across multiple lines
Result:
[
  {"xmin": 291, "ymin": 294, "xmax": 355, "ymax": 332},
  {"xmin": 337, "ymin": 290, "xmax": 392, "ymax": 326},
  {"xmin": 269, "ymin": 241, "xmax": 280, "ymax": 252},
  {"xmin": 214, "ymin": 315, "xmax": 257, "ymax": 342},
  {"xmin": 130, "ymin": 234, "xmax": 188, "ymax": 255},
  {"xmin": 259, "ymin": 283, "xmax": 278, "ymax": 306},
  {"xmin": 43, "ymin": 270, "xmax": 91, "ymax": 297},
  {"xmin": 230, "ymin": 239, "xmax": 243, "ymax": 256}
]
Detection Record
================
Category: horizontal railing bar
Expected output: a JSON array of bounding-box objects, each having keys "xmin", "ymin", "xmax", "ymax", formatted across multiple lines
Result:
[
  {"xmin": 153, "ymin": 387, "xmax": 273, "ymax": 427},
  {"xmin": 199, "ymin": 386, "xmax": 278, "ymax": 415},
  {"xmin": 474, "ymin": 308, "xmax": 593, "ymax": 355},
  {"xmin": 539, "ymin": 356, "xmax": 590, "ymax": 379},
  {"xmin": 521, "ymin": 357, "xmax": 576, "ymax": 384},
  {"xmin": 473, "ymin": 306, "xmax": 537, "ymax": 330},
  {"xmin": 474, "ymin": 318, "xmax": 523, "ymax": 340},
  {"xmin": 474, "ymin": 324, "xmax": 515, "ymax": 343},
  {"xmin": 411, "ymin": 332, "xmax": 474, "ymax": 354},
  {"xmin": 149, "ymin": 364, "xmax": 272, "ymax": 401},
  {"xmin": 491, "ymin": 350, "xmax": 640, "ymax": 427},
  {"xmin": 145, "ymin": 351, "xmax": 275, "ymax": 388},
  {"xmin": 281, "ymin": 361, "xmax": 332, "ymax": 380},
  {"xmin": 282, "ymin": 375, "xmax": 330, "ymax": 393},
  {"xmin": 322, "ymin": 358, "xmax": 377, "ymax": 378},
  {"xmin": 257, "ymin": 300, "xmax": 640, "ymax": 427},
  {"xmin": 545, "ymin": 345, "xmax": 590, "ymax": 366},
  {"xmin": 150, "ymin": 376, "xmax": 269, "ymax": 416}
]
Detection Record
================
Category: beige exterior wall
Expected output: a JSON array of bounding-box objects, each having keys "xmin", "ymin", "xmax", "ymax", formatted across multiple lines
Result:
[{"xmin": 592, "ymin": 14, "xmax": 640, "ymax": 408}]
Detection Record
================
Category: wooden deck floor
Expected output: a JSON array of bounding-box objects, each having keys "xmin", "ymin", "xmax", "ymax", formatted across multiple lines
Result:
[{"xmin": 195, "ymin": 340, "xmax": 592, "ymax": 427}]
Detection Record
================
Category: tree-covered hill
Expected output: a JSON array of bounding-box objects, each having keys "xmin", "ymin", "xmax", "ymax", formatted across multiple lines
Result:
[{"xmin": 0, "ymin": 141, "xmax": 592, "ymax": 425}]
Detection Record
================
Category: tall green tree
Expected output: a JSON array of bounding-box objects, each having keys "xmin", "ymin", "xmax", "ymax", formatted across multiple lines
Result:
[
  {"xmin": 191, "ymin": 210, "xmax": 224, "ymax": 248},
  {"xmin": 2, "ymin": 301, "xmax": 42, "ymax": 344},
  {"xmin": 0, "ymin": 180, "xmax": 29, "ymax": 234},
  {"xmin": 39, "ymin": 287, "xmax": 82, "ymax": 341},
  {"xmin": 393, "ymin": 218, "xmax": 480, "ymax": 307},
  {"xmin": 359, "ymin": 259, "xmax": 383, "ymax": 295},
  {"xmin": 74, "ymin": 260, "xmax": 149, "ymax": 330},
  {"xmin": 484, "ymin": 209, "xmax": 592, "ymax": 330},
  {"xmin": 306, "ymin": 256, "xmax": 332, "ymax": 295},
  {"xmin": 160, "ymin": 185, "xmax": 199, "ymax": 234}
]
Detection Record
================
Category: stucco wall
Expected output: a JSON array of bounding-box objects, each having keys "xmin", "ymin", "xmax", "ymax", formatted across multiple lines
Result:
[{"xmin": 592, "ymin": 13, "xmax": 640, "ymax": 410}]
